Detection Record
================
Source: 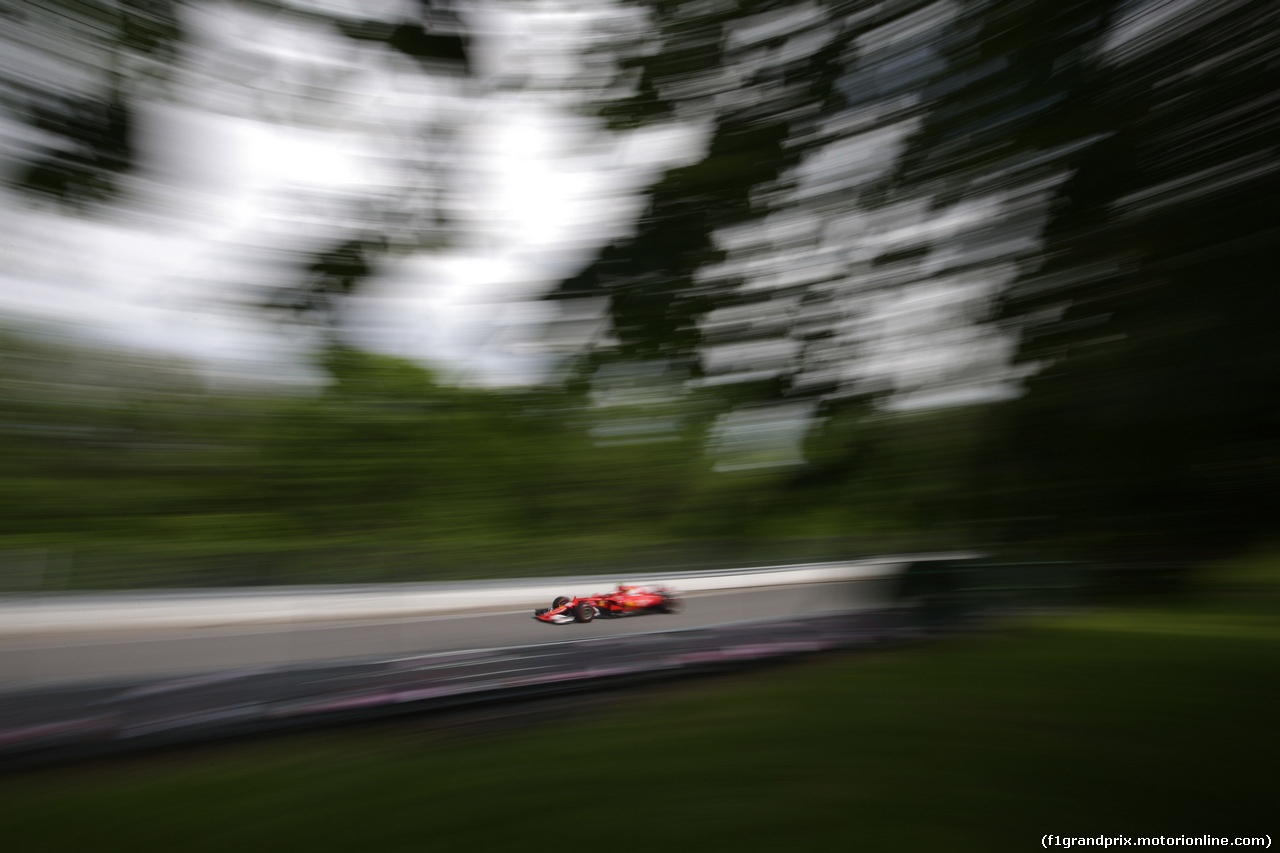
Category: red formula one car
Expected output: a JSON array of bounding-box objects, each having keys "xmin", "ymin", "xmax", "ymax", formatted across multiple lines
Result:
[{"xmin": 534, "ymin": 584, "xmax": 681, "ymax": 624}]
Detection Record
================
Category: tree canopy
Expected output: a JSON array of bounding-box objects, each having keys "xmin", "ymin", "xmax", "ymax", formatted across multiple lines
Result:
[{"xmin": 2, "ymin": 0, "xmax": 1277, "ymax": 589}]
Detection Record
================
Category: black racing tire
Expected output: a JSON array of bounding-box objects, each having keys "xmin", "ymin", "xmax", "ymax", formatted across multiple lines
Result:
[
  {"xmin": 573, "ymin": 603, "xmax": 597, "ymax": 623},
  {"xmin": 552, "ymin": 596, "xmax": 572, "ymax": 609},
  {"xmin": 659, "ymin": 594, "xmax": 681, "ymax": 614}
]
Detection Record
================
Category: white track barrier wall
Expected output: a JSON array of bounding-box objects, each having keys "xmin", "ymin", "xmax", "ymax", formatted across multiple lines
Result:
[{"xmin": 0, "ymin": 556, "xmax": 972, "ymax": 638}]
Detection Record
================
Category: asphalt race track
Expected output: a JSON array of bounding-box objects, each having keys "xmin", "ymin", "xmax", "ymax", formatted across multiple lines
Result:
[{"xmin": 0, "ymin": 579, "xmax": 890, "ymax": 689}]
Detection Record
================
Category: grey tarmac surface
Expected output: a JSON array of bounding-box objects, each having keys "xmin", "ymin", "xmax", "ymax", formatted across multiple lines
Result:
[{"xmin": 0, "ymin": 579, "xmax": 890, "ymax": 689}]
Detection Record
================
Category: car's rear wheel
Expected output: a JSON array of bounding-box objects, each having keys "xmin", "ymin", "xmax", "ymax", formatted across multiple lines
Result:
[
  {"xmin": 574, "ymin": 603, "xmax": 597, "ymax": 623},
  {"xmin": 659, "ymin": 594, "xmax": 681, "ymax": 614},
  {"xmin": 552, "ymin": 596, "xmax": 571, "ymax": 609}
]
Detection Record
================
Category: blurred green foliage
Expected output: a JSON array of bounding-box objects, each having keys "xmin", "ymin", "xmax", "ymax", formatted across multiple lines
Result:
[
  {"xmin": 555, "ymin": 0, "xmax": 1280, "ymax": 571},
  {"xmin": 4, "ymin": 0, "xmax": 1277, "ymax": 590},
  {"xmin": 3, "ymin": 311, "xmax": 1273, "ymax": 590},
  {"xmin": 1, "ymin": 330, "xmax": 976, "ymax": 590}
]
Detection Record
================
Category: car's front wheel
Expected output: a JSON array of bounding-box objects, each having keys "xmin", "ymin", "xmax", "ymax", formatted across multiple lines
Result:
[
  {"xmin": 552, "ymin": 596, "xmax": 572, "ymax": 609},
  {"xmin": 574, "ymin": 603, "xmax": 597, "ymax": 623}
]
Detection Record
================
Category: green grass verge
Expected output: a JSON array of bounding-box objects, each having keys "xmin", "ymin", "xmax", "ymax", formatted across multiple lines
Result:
[{"xmin": 2, "ymin": 598, "xmax": 1277, "ymax": 851}]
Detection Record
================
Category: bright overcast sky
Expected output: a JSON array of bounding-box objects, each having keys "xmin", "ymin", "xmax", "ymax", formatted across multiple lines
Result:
[
  {"xmin": 0, "ymin": 0, "xmax": 1076, "ymax": 410},
  {"xmin": 0, "ymin": 0, "xmax": 707, "ymax": 387}
]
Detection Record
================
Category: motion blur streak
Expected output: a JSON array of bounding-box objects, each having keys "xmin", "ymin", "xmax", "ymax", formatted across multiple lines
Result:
[
  {"xmin": 1, "ymin": 6, "xmax": 1277, "ymax": 849},
  {"xmin": 1, "ymin": 0, "xmax": 1278, "ymax": 595}
]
